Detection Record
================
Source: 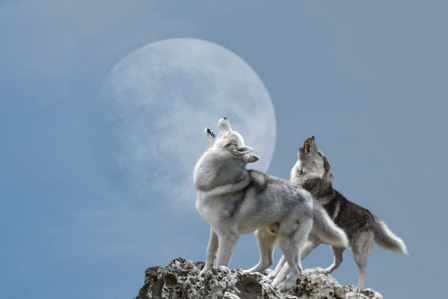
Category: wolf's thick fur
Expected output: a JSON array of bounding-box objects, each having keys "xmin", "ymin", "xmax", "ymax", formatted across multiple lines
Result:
[
  {"xmin": 270, "ymin": 136, "xmax": 407, "ymax": 292},
  {"xmin": 312, "ymin": 202, "xmax": 348, "ymax": 246},
  {"xmin": 194, "ymin": 119, "xmax": 348, "ymax": 292},
  {"xmin": 373, "ymin": 215, "xmax": 407, "ymax": 254}
]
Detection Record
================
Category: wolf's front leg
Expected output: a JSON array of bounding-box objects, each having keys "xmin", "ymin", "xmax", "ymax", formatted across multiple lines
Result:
[
  {"xmin": 216, "ymin": 233, "xmax": 240, "ymax": 267},
  {"xmin": 200, "ymin": 228, "xmax": 219, "ymax": 275},
  {"xmin": 269, "ymin": 255, "xmax": 286, "ymax": 279},
  {"xmin": 246, "ymin": 228, "xmax": 277, "ymax": 273}
]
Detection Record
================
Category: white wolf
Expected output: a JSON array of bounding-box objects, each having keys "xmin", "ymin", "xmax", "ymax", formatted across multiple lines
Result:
[{"xmin": 194, "ymin": 118, "xmax": 348, "ymax": 291}]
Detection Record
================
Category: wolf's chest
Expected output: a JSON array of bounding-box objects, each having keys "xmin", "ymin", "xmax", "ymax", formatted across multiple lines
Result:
[
  {"xmin": 195, "ymin": 193, "xmax": 227, "ymax": 223},
  {"xmin": 196, "ymin": 192, "xmax": 262, "ymax": 235},
  {"xmin": 196, "ymin": 191, "xmax": 248, "ymax": 223}
]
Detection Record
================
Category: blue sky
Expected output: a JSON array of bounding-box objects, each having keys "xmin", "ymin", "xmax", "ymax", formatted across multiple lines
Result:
[{"xmin": 1, "ymin": 1, "xmax": 447, "ymax": 298}]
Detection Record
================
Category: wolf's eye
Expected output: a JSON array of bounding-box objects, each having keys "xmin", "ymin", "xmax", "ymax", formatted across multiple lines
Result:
[{"xmin": 318, "ymin": 152, "xmax": 322, "ymax": 157}]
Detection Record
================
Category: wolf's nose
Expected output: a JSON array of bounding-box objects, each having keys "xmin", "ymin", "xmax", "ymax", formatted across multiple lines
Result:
[
  {"xmin": 311, "ymin": 135, "xmax": 315, "ymax": 139},
  {"xmin": 223, "ymin": 117, "xmax": 227, "ymax": 120}
]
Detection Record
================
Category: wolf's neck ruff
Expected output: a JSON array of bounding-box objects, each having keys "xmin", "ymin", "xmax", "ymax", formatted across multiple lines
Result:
[
  {"xmin": 298, "ymin": 176, "xmax": 334, "ymax": 200},
  {"xmin": 194, "ymin": 150, "xmax": 250, "ymax": 195}
]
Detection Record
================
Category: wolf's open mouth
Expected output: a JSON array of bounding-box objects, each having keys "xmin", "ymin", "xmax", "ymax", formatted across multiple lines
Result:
[{"xmin": 304, "ymin": 139, "xmax": 311, "ymax": 154}]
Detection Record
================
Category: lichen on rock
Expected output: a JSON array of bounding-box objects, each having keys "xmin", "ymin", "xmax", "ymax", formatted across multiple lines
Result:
[{"xmin": 135, "ymin": 257, "xmax": 383, "ymax": 299}]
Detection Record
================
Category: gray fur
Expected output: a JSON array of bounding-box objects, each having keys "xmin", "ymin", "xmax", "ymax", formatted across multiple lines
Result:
[
  {"xmin": 312, "ymin": 201, "xmax": 347, "ymax": 247},
  {"xmin": 195, "ymin": 119, "xmax": 348, "ymax": 292},
  {"xmin": 373, "ymin": 214, "xmax": 408, "ymax": 254},
  {"xmin": 270, "ymin": 135, "xmax": 407, "ymax": 293}
]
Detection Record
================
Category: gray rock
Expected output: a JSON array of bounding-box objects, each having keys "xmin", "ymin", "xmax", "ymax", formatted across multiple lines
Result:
[{"xmin": 134, "ymin": 257, "xmax": 383, "ymax": 299}]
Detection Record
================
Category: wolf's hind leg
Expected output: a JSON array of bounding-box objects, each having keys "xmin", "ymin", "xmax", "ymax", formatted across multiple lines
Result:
[
  {"xmin": 301, "ymin": 236, "xmax": 321, "ymax": 260},
  {"xmin": 200, "ymin": 228, "xmax": 219, "ymax": 275},
  {"xmin": 272, "ymin": 237, "xmax": 321, "ymax": 282},
  {"xmin": 322, "ymin": 246, "xmax": 345, "ymax": 274},
  {"xmin": 268, "ymin": 255, "xmax": 286, "ymax": 279},
  {"xmin": 275, "ymin": 218, "xmax": 313, "ymax": 292},
  {"xmin": 246, "ymin": 228, "xmax": 277, "ymax": 273},
  {"xmin": 352, "ymin": 232, "xmax": 374, "ymax": 293},
  {"xmin": 272, "ymin": 258, "xmax": 290, "ymax": 287}
]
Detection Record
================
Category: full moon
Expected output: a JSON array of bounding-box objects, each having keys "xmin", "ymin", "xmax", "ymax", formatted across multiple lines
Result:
[{"xmin": 96, "ymin": 38, "xmax": 276, "ymax": 205}]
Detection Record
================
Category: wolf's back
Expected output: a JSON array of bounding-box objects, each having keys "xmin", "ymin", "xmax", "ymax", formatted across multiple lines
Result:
[
  {"xmin": 373, "ymin": 215, "xmax": 408, "ymax": 254},
  {"xmin": 312, "ymin": 201, "xmax": 348, "ymax": 248}
]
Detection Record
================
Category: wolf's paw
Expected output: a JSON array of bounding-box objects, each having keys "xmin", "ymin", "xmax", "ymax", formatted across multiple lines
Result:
[
  {"xmin": 268, "ymin": 271, "xmax": 277, "ymax": 280},
  {"xmin": 271, "ymin": 275, "xmax": 284, "ymax": 287},
  {"xmin": 302, "ymin": 267, "xmax": 324, "ymax": 275},
  {"xmin": 199, "ymin": 267, "xmax": 211, "ymax": 276},
  {"xmin": 354, "ymin": 286, "xmax": 364, "ymax": 293},
  {"xmin": 277, "ymin": 280, "xmax": 295, "ymax": 292},
  {"xmin": 346, "ymin": 291, "xmax": 369, "ymax": 299},
  {"xmin": 321, "ymin": 267, "xmax": 333, "ymax": 275}
]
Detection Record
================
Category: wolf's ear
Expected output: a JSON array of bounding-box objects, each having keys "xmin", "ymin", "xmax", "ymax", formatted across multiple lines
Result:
[
  {"xmin": 204, "ymin": 128, "xmax": 216, "ymax": 147},
  {"xmin": 246, "ymin": 154, "xmax": 260, "ymax": 163},
  {"xmin": 329, "ymin": 171, "xmax": 335, "ymax": 179},
  {"xmin": 234, "ymin": 145, "xmax": 254, "ymax": 155}
]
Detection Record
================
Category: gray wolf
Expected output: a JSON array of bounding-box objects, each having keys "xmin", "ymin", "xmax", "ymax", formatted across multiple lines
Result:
[
  {"xmin": 194, "ymin": 119, "xmax": 348, "ymax": 291},
  {"xmin": 270, "ymin": 135, "xmax": 407, "ymax": 292}
]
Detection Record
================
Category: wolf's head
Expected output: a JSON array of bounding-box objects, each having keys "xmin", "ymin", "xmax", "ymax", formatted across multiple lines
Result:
[
  {"xmin": 292, "ymin": 136, "xmax": 334, "ymax": 187},
  {"xmin": 204, "ymin": 117, "xmax": 259, "ymax": 164}
]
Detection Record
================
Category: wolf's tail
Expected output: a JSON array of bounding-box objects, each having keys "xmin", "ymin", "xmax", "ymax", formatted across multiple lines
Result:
[
  {"xmin": 312, "ymin": 201, "xmax": 348, "ymax": 248},
  {"xmin": 373, "ymin": 215, "xmax": 408, "ymax": 254}
]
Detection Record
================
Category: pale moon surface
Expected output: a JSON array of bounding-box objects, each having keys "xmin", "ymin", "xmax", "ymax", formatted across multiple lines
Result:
[{"xmin": 97, "ymin": 38, "xmax": 276, "ymax": 205}]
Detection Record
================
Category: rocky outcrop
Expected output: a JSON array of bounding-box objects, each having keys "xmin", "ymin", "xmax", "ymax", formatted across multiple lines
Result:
[{"xmin": 135, "ymin": 257, "xmax": 383, "ymax": 299}]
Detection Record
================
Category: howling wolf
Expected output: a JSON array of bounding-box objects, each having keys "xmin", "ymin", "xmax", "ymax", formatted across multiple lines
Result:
[{"xmin": 270, "ymin": 135, "xmax": 407, "ymax": 292}]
